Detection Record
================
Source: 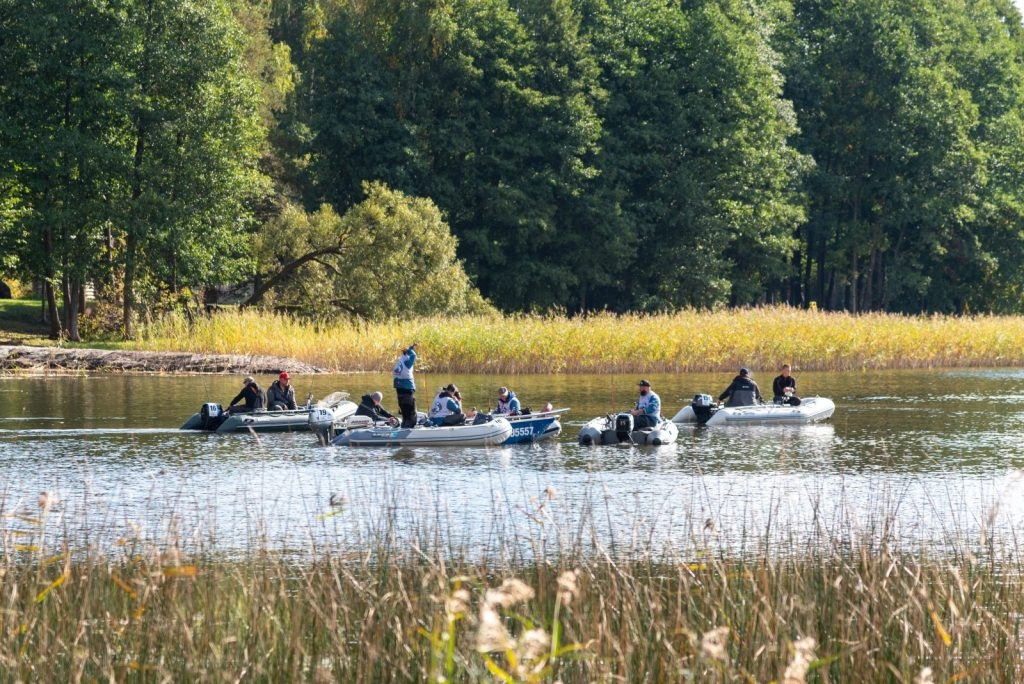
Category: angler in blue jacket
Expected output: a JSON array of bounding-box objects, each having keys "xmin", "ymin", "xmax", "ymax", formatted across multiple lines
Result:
[
  {"xmin": 494, "ymin": 387, "xmax": 521, "ymax": 415},
  {"xmin": 392, "ymin": 343, "xmax": 418, "ymax": 428}
]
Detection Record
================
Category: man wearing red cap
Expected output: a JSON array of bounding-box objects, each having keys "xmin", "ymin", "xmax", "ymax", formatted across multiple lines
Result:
[{"xmin": 267, "ymin": 372, "xmax": 297, "ymax": 410}]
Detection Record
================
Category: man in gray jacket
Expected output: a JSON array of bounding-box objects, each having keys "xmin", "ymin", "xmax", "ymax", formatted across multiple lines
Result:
[
  {"xmin": 718, "ymin": 368, "xmax": 763, "ymax": 407},
  {"xmin": 267, "ymin": 372, "xmax": 297, "ymax": 410}
]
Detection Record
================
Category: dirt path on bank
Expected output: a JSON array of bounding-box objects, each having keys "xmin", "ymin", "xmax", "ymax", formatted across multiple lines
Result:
[{"xmin": 0, "ymin": 345, "xmax": 328, "ymax": 375}]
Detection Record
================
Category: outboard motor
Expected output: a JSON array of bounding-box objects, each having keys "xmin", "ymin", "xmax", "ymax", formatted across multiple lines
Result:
[
  {"xmin": 691, "ymin": 394, "xmax": 717, "ymax": 425},
  {"xmin": 308, "ymin": 406, "xmax": 339, "ymax": 443},
  {"xmin": 200, "ymin": 403, "xmax": 224, "ymax": 430},
  {"xmin": 614, "ymin": 412, "xmax": 634, "ymax": 442}
]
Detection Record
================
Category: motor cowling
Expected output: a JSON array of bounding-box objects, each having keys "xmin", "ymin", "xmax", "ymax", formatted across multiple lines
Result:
[
  {"xmin": 200, "ymin": 403, "xmax": 223, "ymax": 430},
  {"xmin": 691, "ymin": 394, "xmax": 717, "ymax": 425},
  {"xmin": 614, "ymin": 412, "xmax": 634, "ymax": 441}
]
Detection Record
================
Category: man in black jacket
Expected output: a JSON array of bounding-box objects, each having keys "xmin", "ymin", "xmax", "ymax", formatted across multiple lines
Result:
[
  {"xmin": 356, "ymin": 391, "xmax": 399, "ymax": 425},
  {"xmin": 718, "ymin": 368, "xmax": 763, "ymax": 407},
  {"xmin": 228, "ymin": 376, "xmax": 264, "ymax": 413}
]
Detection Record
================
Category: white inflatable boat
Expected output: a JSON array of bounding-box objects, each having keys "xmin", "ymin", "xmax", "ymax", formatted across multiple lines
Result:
[
  {"xmin": 672, "ymin": 394, "xmax": 836, "ymax": 426},
  {"xmin": 577, "ymin": 413, "xmax": 679, "ymax": 446}
]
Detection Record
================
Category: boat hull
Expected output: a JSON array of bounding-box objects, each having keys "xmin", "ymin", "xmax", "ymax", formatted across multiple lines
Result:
[
  {"xmin": 331, "ymin": 417, "xmax": 513, "ymax": 447},
  {"xmin": 182, "ymin": 400, "xmax": 357, "ymax": 433},
  {"xmin": 672, "ymin": 397, "xmax": 835, "ymax": 426},
  {"xmin": 578, "ymin": 413, "xmax": 678, "ymax": 446},
  {"xmin": 501, "ymin": 408, "xmax": 568, "ymax": 445}
]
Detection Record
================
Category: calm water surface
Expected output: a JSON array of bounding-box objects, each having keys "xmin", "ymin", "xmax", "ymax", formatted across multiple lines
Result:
[{"xmin": 1, "ymin": 369, "xmax": 1023, "ymax": 559}]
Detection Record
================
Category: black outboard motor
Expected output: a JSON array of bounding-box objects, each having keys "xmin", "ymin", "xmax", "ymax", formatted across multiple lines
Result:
[
  {"xmin": 614, "ymin": 412, "xmax": 634, "ymax": 442},
  {"xmin": 200, "ymin": 403, "xmax": 225, "ymax": 430},
  {"xmin": 691, "ymin": 394, "xmax": 717, "ymax": 425}
]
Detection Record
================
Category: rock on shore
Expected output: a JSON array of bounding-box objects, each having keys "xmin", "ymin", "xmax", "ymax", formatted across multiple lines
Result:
[{"xmin": 0, "ymin": 345, "xmax": 326, "ymax": 374}]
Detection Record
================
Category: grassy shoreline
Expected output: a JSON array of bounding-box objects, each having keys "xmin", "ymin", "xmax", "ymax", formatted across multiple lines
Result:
[{"xmin": 5, "ymin": 301, "xmax": 1024, "ymax": 373}]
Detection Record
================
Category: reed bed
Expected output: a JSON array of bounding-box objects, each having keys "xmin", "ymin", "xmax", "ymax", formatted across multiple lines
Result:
[
  {"xmin": 134, "ymin": 306, "xmax": 1024, "ymax": 374},
  {"xmin": 3, "ymin": 492, "xmax": 1022, "ymax": 682}
]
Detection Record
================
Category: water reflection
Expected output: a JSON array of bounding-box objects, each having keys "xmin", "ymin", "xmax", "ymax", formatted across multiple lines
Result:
[{"xmin": 0, "ymin": 370, "xmax": 1023, "ymax": 559}]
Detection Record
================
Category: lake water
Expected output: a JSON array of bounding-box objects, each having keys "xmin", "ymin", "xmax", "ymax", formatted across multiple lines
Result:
[{"xmin": 1, "ymin": 369, "xmax": 1023, "ymax": 561}]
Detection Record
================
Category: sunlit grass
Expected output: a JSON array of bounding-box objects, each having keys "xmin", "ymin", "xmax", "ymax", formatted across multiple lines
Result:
[
  {"xmin": 2, "ymin": 487, "xmax": 1021, "ymax": 682},
  {"xmin": 129, "ymin": 306, "xmax": 1024, "ymax": 373}
]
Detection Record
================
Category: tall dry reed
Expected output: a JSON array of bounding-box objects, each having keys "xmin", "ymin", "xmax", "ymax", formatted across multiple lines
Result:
[
  {"xmin": 133, "ymin": 306, "xmax": 1024, "ymax": 373},
  {"xmin": 2, "ymin": 486, "xmax": 1022, "ymax": 682}
]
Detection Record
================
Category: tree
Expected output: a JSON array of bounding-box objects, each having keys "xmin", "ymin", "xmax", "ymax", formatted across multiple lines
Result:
[
  {"xmin": 306, "ymin": 0, "xmax": 608, "ymax": 311},
  {"xmin": 580, "ymin": 0, "xmax": 808, "ymax": 310},
  {"xmin": 250, "ymin": 181, "xmax": 492, "ymax": 319},
  {"xmin": 780, "ymin": 0, "xmax": 986, "ymax": 312}
]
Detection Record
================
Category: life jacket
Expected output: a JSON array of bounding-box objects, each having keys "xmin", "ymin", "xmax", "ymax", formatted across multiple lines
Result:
[
  {"xmin": 428, "ymin": 391, "xmax": 451, "ymax": 419},
  {"xmin": 496, "ymin": 391, "xmax": 519, "ymax": 414},
  {"xmin": 635, "ymin": 390, "xmax": 661, "ymax": 416},
  {"xmin": 392, "ymin": 348, "xmax": 416, "ymax": 390}
]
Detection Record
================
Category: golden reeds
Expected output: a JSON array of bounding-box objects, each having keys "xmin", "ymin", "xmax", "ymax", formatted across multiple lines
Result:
[{"xmin": 132, "ymin": 306, "xmax": 1024, "ymax": 374}]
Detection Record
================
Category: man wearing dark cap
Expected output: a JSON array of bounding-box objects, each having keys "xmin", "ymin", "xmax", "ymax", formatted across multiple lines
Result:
[
  {"xmin": 630, "ymin": 379, "xmax": 662, "ymax": 428},
  {"xmin": 718, "ymin": 367, "xmax": 763, "ymax": 407},
  {"xmin": 267, "ymin": 371, "xmax": 297, "ymax": 410}
]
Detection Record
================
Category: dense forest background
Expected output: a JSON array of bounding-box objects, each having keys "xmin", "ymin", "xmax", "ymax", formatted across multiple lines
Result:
[{"xmin": 2, "ymin": 0, "xmax": 1024, "ymax": 340}]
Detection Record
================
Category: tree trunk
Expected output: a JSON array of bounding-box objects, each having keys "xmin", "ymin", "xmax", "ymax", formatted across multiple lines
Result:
[
  {"xmin": 63, "ymin": 276, "xmax": 81, "ymax": 342},
  {"xmin": 45, "ymin": 280, "xmax": 61, "ymax": 340}
]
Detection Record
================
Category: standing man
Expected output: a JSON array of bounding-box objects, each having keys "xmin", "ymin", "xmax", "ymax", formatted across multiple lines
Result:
[
  {"xmin": 392, "ymin": 343, "xmax": 418, "ymax": 428},
  {"xmin": 630, "ymin": 379, "xmax": 661, "ymax": 428}
]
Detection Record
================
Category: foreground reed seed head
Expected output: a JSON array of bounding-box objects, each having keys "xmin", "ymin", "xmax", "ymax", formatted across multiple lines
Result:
[
  {"xmin": 515, "ymin": 629, "xmax": 551, "ymax": 677},
  {"xmin": 782, "ymin": 636, "xmax": 817, "ymax": 683},
  {"xmin": 445, "ymin": 588, "xmax": 471, "ymax": 618},
  {"xmin": 700, "ymin": 626, "xmax": 731, "ymax": 663},
  {"xmin": 476, "ymin": 604, "xmax": 514, "ymax": 653},
  {"xmin": 37, "ymin": 491, "xmax": 59, "ymax": 511},
  {"xmin": 484, "ymin": 578, "xmax": 535, "ymax": 609},
  {"xmin": 914, "ymin": 667, "xmax": 935, "ymax": 684},
  {"xmin": 557, "ymin": 570, "xmax": 580, "ymax": 606}
]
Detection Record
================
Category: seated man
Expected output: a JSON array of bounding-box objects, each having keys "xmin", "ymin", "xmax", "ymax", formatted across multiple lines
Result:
[
  {"xmin": 630, "ymin": 379, "xmax": 661, "ymax": 428},
  {"xmin": 429, "ymin": 384, "xmax": 475, "ymax": 426},
  {"xmin": 228, "ymin": 376, "xmax": 264, "ymax": 413},
  {"xmin": 718, "ymin": 368, "xmax": 763, "ymax": 407},
  {"xmin": 266, "ymin": 372, "xmax": 297, "ymax": 410},
  {"xmin": 494, "ymin": 386, "xmax": 521, "ymax": 415},
  {"xmin": 356, "ymin": 391, "xmax": 398, "ymax": 425}
]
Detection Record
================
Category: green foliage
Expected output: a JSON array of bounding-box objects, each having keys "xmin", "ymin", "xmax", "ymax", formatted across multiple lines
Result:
[{"xmin": 255, "ymin": 182, "xmax": 493, "ymax": 320}]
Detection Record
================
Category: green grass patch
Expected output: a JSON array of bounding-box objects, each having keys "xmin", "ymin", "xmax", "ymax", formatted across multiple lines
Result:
[{"xmin": 0, "ymin": 298, "xmax": 51, "ymax": 344}]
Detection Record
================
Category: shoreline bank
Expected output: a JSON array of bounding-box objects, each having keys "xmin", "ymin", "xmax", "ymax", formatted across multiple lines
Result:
[{"xmin": 0, "ymin": 345, "xmax": 327, "ymax": 375}]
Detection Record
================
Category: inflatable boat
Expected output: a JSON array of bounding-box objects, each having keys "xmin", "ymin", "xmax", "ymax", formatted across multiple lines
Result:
[
  {"xmin": 500, "ymin": 408, "xmax": 569, "ymax": 444},
  {"xmin": 672, "ymin": 394, "xmax": 836, "ymax": 426},
  {"xmin": 181, "ymin": 392, "xmax": 356, "ymax": 433},
  {"xmin": 319, "ymin": 413, "xmax": 513, "ymax": 447},
  {"xmin": 577, "ymin": 413, "xmax": 679, "ymax": 446}
]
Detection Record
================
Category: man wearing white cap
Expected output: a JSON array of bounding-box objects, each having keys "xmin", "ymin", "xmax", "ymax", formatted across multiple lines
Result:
[
  {"xmin": 228, "ymin": 375, "xmax": 264, "ymax": 413},
  {"xmin": 355, "ymin": 391, "xmax": 398, "ymax": 425}
]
